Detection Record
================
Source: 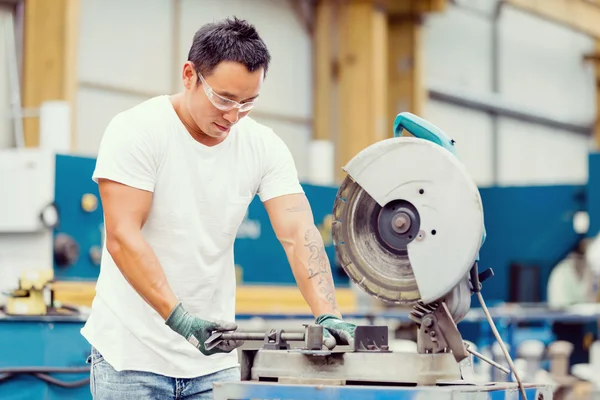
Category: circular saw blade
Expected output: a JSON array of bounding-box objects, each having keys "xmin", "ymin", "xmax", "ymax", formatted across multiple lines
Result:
[{"xmin": 332, "ymin": 176, "xmax": 421, "ymax": 304}]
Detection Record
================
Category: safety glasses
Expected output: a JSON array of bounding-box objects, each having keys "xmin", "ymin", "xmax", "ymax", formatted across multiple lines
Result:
[{"xmin": 197, "ymin": 71, "xmax": 256, "ymax": 113}]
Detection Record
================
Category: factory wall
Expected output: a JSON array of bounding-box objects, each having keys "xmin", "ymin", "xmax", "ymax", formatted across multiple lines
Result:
[
  {"xmin": 75, "ymin": 0, "xmax": 313, "ymax": 179},
  {"xmin": 422, "ymin": 1, "xmax": 596, "ymax": 187},
  {"xmin": 0, "ymin": 0, "xmax": 596, "ymax": 188}
]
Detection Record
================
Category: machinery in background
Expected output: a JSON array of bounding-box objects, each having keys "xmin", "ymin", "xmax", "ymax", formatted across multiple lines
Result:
[
  {"xmin": 5, "ymin": 269, "xmax": 54, "ymax": 315},
  {"xmin": 0, "ymin": 148, "xmax": 101, "ymax": 400},
  {"xmin": 0, "ymin": 148, "xmax": 104, "ymax": 305}
]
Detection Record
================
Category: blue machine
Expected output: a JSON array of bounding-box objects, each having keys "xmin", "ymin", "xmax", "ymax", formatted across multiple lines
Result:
[
  {"xmin": 0, "ymin": 154, "xmax": 101, "ymax": 400},
  {"xmin": 52, "ymin": 155, "xmax": 105, "ymax": 281}
]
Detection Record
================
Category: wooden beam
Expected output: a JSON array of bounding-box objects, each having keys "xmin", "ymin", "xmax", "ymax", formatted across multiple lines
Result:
[
  {"xmin": 336, "ymin": 0, "xmax": 388, "ymax": 180},
  {"xmin": 22, "ymin": 0, "xmax": 79, "ymax": 148},
  {"xmin": 313, "ymin": 0, "xmax": 334, "ymax": 141},
  {"xmin": 387, "ymin": 11, "xmax": 424, "ymax": 135},
  {"xmin": 380, "ymin": 0, "xmax": 447, "ymax": 14},
  {"xmin": 588, "ymin": 41, "xmax": 600, "ymax": 150},
  {"xmin": 504, "ymin": 0, "xmax": 600, "ymax": 38}
]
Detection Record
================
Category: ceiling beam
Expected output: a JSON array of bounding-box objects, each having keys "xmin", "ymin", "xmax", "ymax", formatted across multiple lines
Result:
[{"xmin": 504, "ymin": 0, "xmax": 600, "ymax": 38}]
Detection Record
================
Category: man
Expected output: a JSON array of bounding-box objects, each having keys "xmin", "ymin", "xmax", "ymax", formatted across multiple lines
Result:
[
  {"xmin": 547, "ymin": 240, "xmax": 595, "ymax": 308},
  {"xmin": 81, "ymin": 17, "xmax": 356, "ymax": 399},
  {"xmin": 548, "ymin": 240, "xmax": 597, "ymax": 365}
]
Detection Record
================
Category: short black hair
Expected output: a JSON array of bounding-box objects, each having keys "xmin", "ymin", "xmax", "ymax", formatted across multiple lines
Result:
[{"xmin": 187, "ymin": 17, "xmax": 271, "ymax": 79}]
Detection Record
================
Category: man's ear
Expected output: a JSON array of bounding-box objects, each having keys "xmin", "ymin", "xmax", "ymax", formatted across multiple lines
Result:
[{"xmin": 182, "ymin": 62, "xmax": 196, "ymax": 90}]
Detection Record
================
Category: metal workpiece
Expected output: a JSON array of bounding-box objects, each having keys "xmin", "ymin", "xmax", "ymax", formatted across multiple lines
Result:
[
  {"xmin": 242, "ymin": 349, "xmax": 462, "ymax": 386},
  {"xmin": 213, "ymin": 381, "xmax": 553, "ymax": 400},
  {"xmin": 205, "ymin": 328, "xmax": 312, "ymax": 352},
  {"xmin": 205, "ymin": 325, "xmax": 325, "ymax": 351},
  {"xmin": 206, "ymin": 324, "xmax": 390, "ymax": 353}
]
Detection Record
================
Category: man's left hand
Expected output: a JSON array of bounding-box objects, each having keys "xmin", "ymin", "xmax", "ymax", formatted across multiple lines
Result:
[{"xmin": 316, "ymin": 314, "xmax": 357, "ymax": 350}]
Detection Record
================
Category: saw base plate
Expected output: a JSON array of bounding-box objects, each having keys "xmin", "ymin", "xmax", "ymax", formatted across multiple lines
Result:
[{"xmin": 242, "ymin": 349, "xmax": 462, "ymax": 386}]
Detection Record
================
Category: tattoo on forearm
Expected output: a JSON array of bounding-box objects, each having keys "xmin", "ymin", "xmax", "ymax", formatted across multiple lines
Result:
[{"xmin": 304, "ymin": 227, "xmax": 339, "ymax": 311}]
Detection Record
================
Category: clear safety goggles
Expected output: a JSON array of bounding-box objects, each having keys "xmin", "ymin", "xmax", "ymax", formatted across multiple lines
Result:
[{"xmin": 198, "ymin": 72, "xmax": 256, "ymax": 113}]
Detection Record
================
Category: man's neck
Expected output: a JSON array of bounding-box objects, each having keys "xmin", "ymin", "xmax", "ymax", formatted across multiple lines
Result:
[{"xmin": 169, "ymin": 93, "xmax": 224, "ymax": 147}]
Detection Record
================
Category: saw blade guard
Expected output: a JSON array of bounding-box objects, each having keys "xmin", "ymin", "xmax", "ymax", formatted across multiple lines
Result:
[
  {"xmin": 394, "ymin": 112, "xmax": 486, "ymax": 256},
  {"xmin": 337, "ymin": 137, "xmax": 484, "ymax": 304}
]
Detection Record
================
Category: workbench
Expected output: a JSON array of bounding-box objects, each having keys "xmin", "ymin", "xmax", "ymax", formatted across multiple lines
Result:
[
  {"xmin": 212, "ymin": 381, "xmax": 553, "ymax": 400},
  {"xmin": 0, "ymin": 304, "xmax": 598, "ymax": 399}
]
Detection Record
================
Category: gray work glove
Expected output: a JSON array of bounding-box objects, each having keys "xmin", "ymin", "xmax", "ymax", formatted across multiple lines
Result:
[
  {"xmin": 165, "ymin": 303, "xmax": 243, "ymax": 355},
  {"xmin": 316, "ymin": 314, "xmax": 356, "ymax": 350}
]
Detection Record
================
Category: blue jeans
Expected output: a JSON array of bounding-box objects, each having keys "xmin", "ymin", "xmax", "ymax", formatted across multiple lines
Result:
[{"xmin": 88, "ymin": 347, "xmax": 241, "ymax": 399}]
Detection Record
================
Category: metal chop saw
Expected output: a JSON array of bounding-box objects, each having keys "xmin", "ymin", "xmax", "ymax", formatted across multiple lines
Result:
[{"xmin": 207, "ymin": 113, "xmax": 524, "ymax": 394}]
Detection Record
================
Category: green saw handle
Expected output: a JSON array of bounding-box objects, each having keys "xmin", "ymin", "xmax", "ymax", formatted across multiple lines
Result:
[
  {"xmin": 392, "ymin": 112, "xmax": 486, "ymax": 260},
  {"xmin": 393, "ymin": 112, "xmax": 458, "ymax": 157}
]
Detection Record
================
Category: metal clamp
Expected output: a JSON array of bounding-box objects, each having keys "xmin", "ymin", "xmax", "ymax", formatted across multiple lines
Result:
[{"xmin": 410, "ymin": 300, "xmax": 509, "ymax": 375}]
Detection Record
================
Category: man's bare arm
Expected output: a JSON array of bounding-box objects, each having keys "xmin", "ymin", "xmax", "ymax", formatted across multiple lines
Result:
[
  {"xmin": 99, "ymin": 178, "xmax": 178, "ymax": 319},
  {"xmin": 264, "ymin": 193, "xmax": 341, "ymax": 318}
]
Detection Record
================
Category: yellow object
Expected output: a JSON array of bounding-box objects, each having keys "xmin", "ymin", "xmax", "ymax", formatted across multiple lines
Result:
[
  {"xmin": 5, "ymin": 269, "xmax": 54, "ymax": 315},
  {"xmin": 52, "ymin": 281, "xmax": 358, "ymax": 316},
  {"xmin": 53, "ymin": 280, "xmax": 97, "ymax": 307},
  {"xmin": 81, "ymin": 193, "xmax": 98, "ymax": 212},
  {"xmin": 317, "ymin": 214, "xmax": 334, "ymax": 246},
  {"xmin": 235, "ymin": 285, "xmax": 357, "ymax": 315}
]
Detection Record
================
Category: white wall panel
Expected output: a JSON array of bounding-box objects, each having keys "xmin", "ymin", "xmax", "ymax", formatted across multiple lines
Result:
[
  {"xmin": 75, "ymin": 87, "xmax": 148, "ymax": 156},
  {"xmin": 75, "ymin": 0, "xmax": 312, "ymax": 165},
  {"xmin": 78, "ymin": 0, "xmax": 174, "ymax": 95},
  {"xmin": 423, "ymin": 99, "xmax": 495, "ymax": 186},
  {"xmin": 251, "ymin": 115, "xmax": 311, "ymax": 181},
  {"xmin": 0, "ymin": 6, "xmax": 16, "ymax": 148},
  {"xmin": 499, "ymin": 6, "xmax": 596, "ymax": 125},
  {"xmin": 423, "ymin": 6, "xmax": 492, "ymax": 93},
  {"xmin": 497, "ymin": 118, "xmax": 590, "ymax": 186},
  {"xmin": 422, "ymin": 5, "xmax": 494, "ymax": 184},
  {"xmin": 423, "ymin": 2, "xmax": 597, "ymax": 186}
]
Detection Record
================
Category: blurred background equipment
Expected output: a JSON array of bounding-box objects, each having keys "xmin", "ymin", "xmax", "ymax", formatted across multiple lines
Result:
[{"xmin": 2, "ymin": 0, "xmax": 600, "ymax": 398}]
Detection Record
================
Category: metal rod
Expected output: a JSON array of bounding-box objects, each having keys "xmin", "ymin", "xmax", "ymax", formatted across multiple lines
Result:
[
  {"xmin": 466, "ymin": 345, "xmax": 511, "ymax": 375},
  {"xmin": 78, "ymin": 80, "xmax": 313, "ymax": 126},
  {"xmin": 428, "ymin": 85, "xmax": 593, "ymax": 136},
  {"xmin": 219, "ymin": 331, "xmax": 306, "ymax": 342}
]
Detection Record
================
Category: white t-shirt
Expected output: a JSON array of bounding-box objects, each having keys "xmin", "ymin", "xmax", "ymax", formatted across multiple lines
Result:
[{"xmin": 81, "ymin": 95, "xmax": 304, "ymax": 378}]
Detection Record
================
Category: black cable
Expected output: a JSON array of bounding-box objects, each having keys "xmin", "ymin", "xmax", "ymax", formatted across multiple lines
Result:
[
  {"xmin": 0, "ymin": 366, "xmax": 90, "ymax": 388},
  {"xmin": 33, "ymin": 373, "xmax": 90, "ymax": 388},
  {"xmin": 0, "ymin": 366, "xmax": 90, "ymax": 374}
]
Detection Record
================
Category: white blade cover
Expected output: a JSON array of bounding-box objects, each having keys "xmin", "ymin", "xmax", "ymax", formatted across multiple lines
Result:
[{"xmin": 343, "ymin": 137, "xmax": 484, "ymax": 303}]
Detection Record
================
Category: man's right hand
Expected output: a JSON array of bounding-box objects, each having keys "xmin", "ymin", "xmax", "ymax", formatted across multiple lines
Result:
[{"xmin": 165, "ymin": 303, "xmax": 243, "ymax": 356}]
